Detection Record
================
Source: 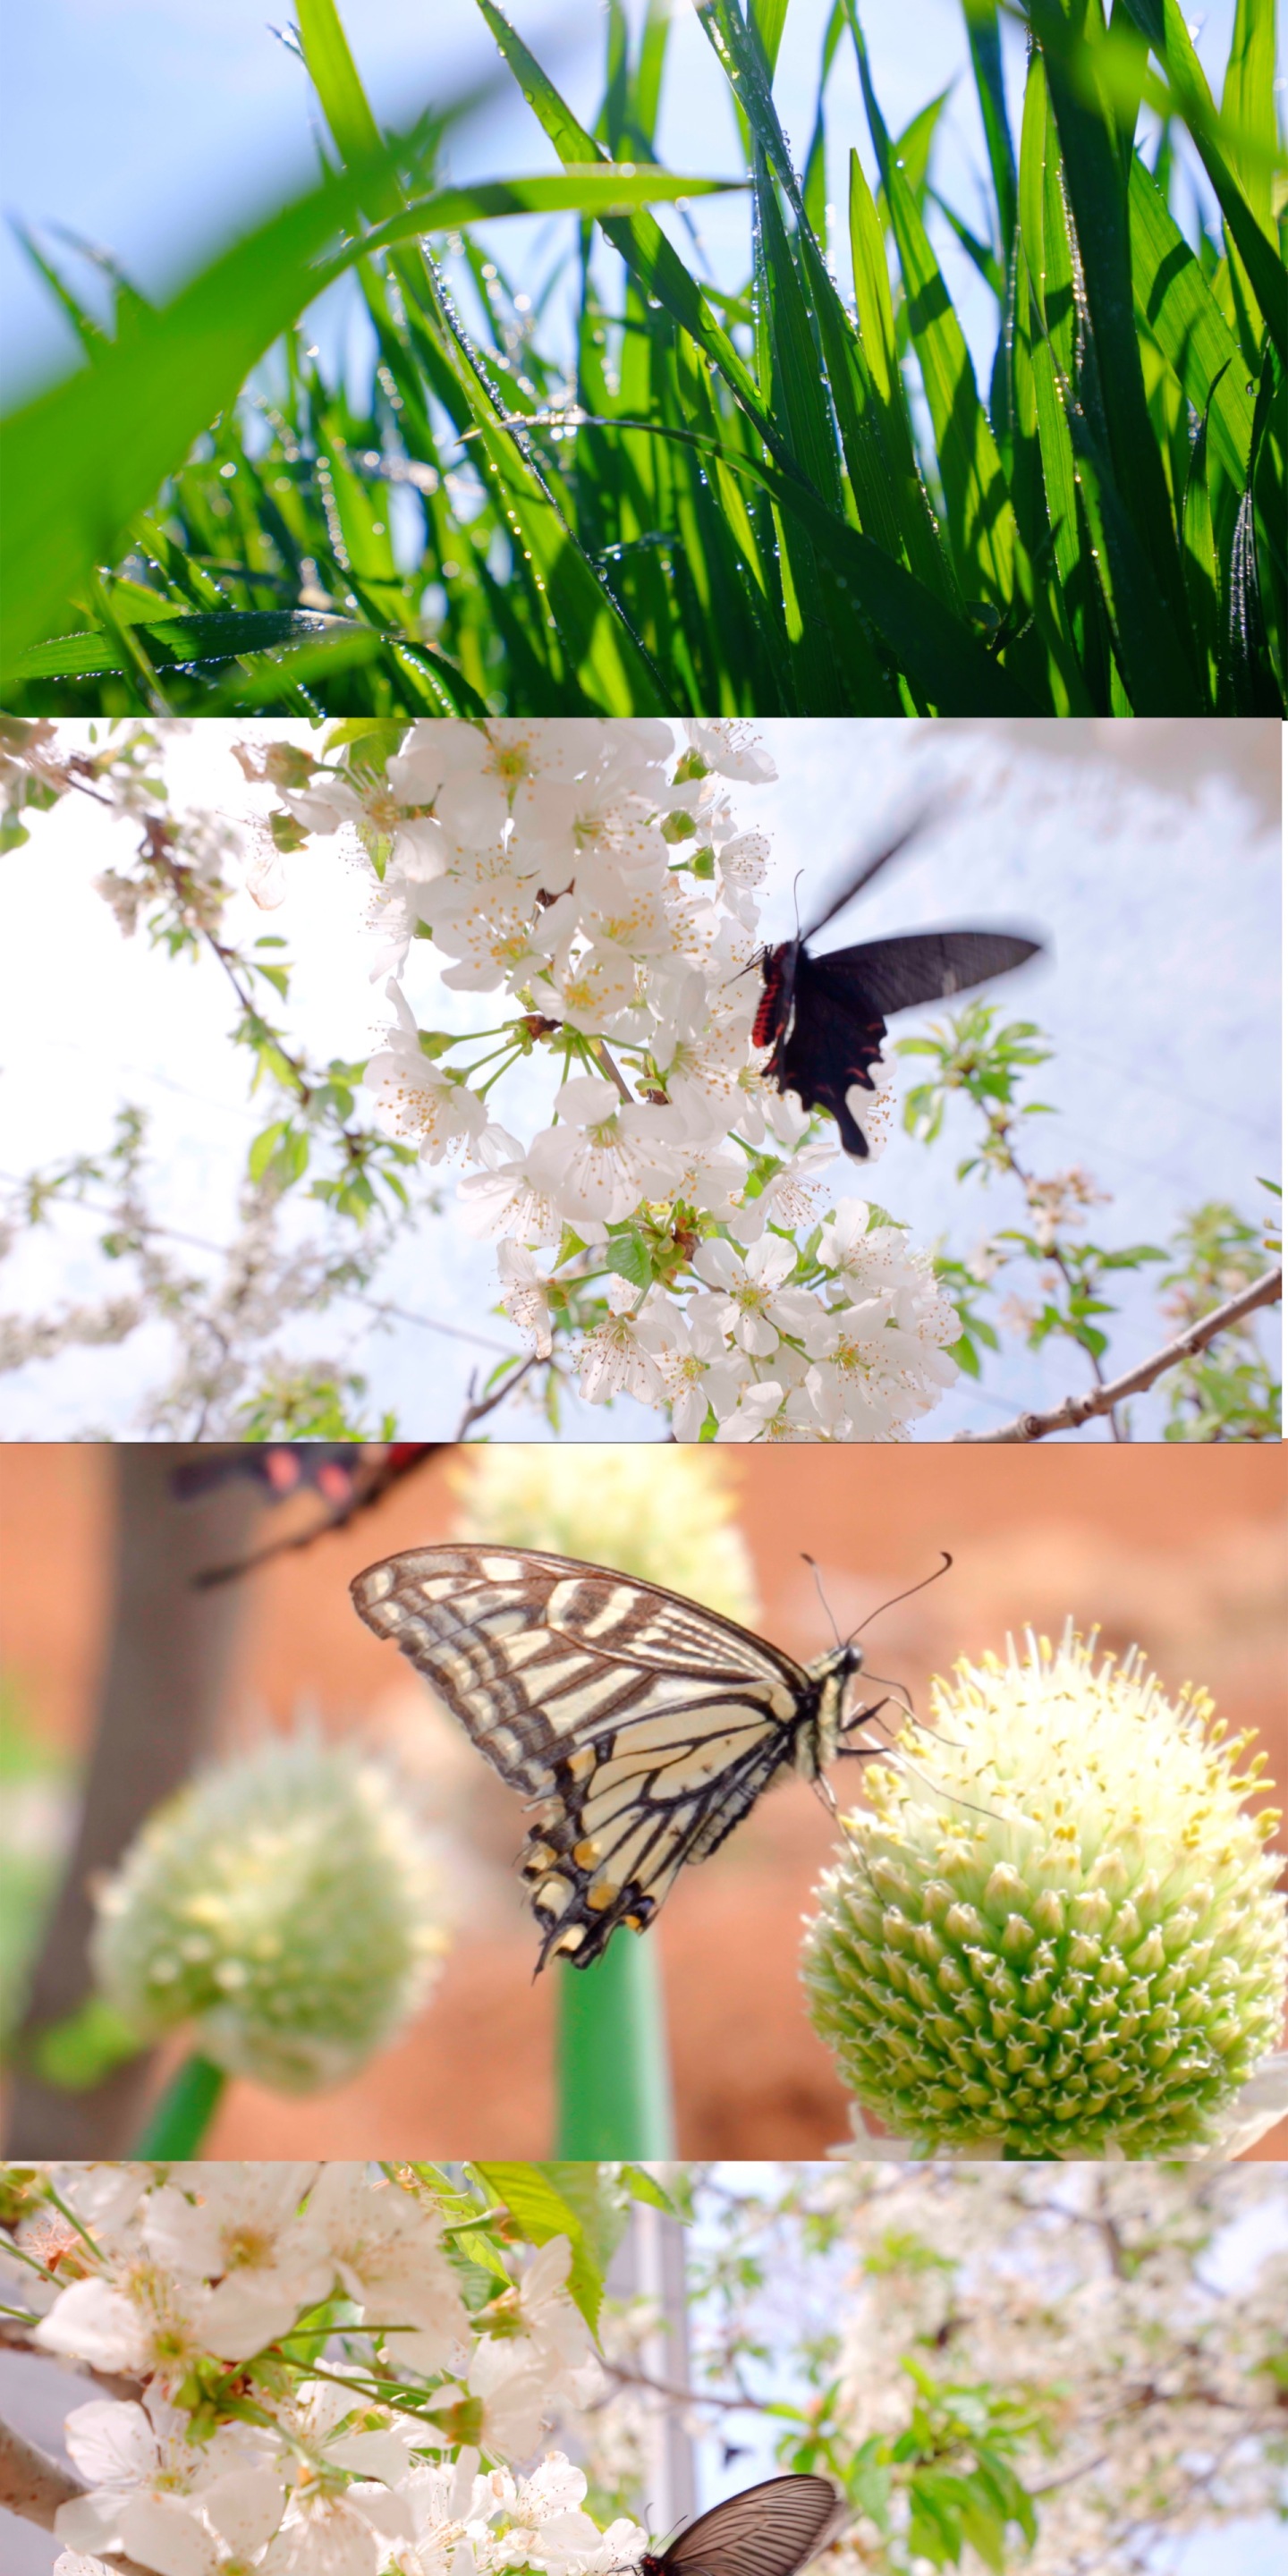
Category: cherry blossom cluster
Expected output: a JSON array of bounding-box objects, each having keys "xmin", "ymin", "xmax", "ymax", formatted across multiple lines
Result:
[
  {"xmin": 2, "ymin": 2161, "xmax": 644, "ymax": 2576},
  {"xmin": 262, "ymin": 718, "xmax": 961, "ymax": 1441},
  {"xmin": 826, "ymin": 2164, "xmax": 1288, "ymax": 2576}
]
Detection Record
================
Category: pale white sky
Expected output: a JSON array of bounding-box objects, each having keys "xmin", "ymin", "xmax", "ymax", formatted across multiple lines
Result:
[
  {"xmin": 0, "ymin": 719, "xmax": 1279, "ymax": 1439},
  {"xmin": 4, "ymin": 0, "xmax": 1243, "ymax": 409}
]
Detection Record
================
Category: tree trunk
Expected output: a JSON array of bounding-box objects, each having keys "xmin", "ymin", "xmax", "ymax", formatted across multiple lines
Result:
[{"xmin": 4, "ymin": 1446, "xmax": 261, "ymax": 2156}]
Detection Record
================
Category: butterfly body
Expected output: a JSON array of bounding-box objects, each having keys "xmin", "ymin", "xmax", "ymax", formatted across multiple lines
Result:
[
  {"xmin": 351, "ymin": 1544, "xmax": 870, "ymax": 1970},
  {"xmin": 755, "ymin": 826, "xmax": 1043, "ymax": 1158},
  {"xmin": 639, "ymin": 2473, "xmax": 847, "ymax": 2576}
]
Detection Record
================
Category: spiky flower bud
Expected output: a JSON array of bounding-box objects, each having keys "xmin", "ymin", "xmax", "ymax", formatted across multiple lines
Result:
[
  {"xmin": 802, "ymin": 1626, "xmax": 1287, "ymax": 2160},
  {"xmin": 91, "ymin": 1733, "xmax": 449, "ymax": 2092}
]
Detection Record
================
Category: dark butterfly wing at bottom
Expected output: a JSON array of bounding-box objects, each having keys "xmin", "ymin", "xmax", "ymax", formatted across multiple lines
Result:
[
  {"xmin": 776, "ymin": 929, "xmax": 1041, "ymax": 1157},
  {"xmin": 646, "ymin": 2475, "xmax": 847, "ymax": 2576}
]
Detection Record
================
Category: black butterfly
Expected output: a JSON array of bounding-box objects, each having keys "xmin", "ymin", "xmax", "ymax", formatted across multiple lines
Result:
[
  {"xmin": 350, "ymin": 1544, "xmax": 894, "ymax": 1970},
  {"xmin": 754, "ymin": 824, "xmax": 1043, "ymax": 1157},
  {"xmin": 640, "ymin": 2475, "xmax": 847, "ymax": 2576}
]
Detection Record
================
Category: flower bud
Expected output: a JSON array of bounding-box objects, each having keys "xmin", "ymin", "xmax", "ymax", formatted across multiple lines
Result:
[
  {"xmin": 91, "ymin": 1733, "xmax": 449, "ymax": 2091},
  {"xmin": 802, "ymin": 1626, "xmax": 1286, "ymax": 2159}
]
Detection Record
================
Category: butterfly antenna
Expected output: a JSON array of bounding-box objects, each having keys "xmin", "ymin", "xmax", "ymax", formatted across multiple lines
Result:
[
  {"xmin": 801, "ymin": 1552, "xmax": 843, "ymax": 1648},
  {"xmin": 846, "ymin": 1552, "xmax": 953, "ymax": 1644}
]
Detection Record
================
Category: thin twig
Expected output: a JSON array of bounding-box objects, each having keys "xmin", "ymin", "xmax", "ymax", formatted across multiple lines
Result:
[
  {"xmin": 453, "ymin": 1351, "xmax": 542, "ymax": 1437},
  {"xmin": 953, "ymin": 1267, "xmax": 1282, "ymax": 1444},
  {"xmin": 0, "ymin": 2410, "xmax": 151, "ymax": 2571},
  {"xmin": 602, "ymin": 2357, "xmax": 771, "ymax": 2414}
]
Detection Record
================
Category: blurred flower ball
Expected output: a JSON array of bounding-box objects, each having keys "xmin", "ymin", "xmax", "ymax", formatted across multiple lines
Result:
[
  {"xmin": 450, "ymin": 1443, "xmax": 758, "ymax": 1619},
  {"xmin": 92, "ymin": 1733, "xmax": 449, "ymax": 2091},
  {"xmin": 803, "ymin": 1625, "xmax": 1287, "ymax": 2160}
]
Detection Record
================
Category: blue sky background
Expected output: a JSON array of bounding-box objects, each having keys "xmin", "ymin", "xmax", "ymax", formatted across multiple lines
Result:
[
  {"xmin": 0, "ymin": 718, "xmax": 1278, "ymax": 1440},
  {"xmin": 3, "ymin": 0, "xmax": 1246, "ymax": 412}
]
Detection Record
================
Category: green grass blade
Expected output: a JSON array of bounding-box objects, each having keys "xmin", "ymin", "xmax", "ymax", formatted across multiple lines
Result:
[
  {"xmin": 365, "ymin": 170, "xmax": 749, "ymax": 247},
  {"xmin": 1179, "ymin": 386, "xmax": 1224, "ymax": 699},
  {"xmin": 962, "ymin": 0, "xmax": 1018, "ymax": 257},
  {"xmin": 8, "ymin": 607, "xmax": 372, "ymax": 679},
  {"xmin": 1017, "ymin": 48, "xmax": 1111, "ymax": 699},
  {"xmin": 1128, "ymin": 156, "xmax": 1256, "ymax": 487},
  {"xmin": 574, "ymin": 408, "xmax": 1040, "ymax": 708},
  {"xmin": 1027, "ymin": 0, "xmax": 1201, "ymax": 699},
  {"xmin": 297, "ymin": 0, "xmax": 391, "ymax": 199},
  {"xmin": 474, "ymin": 1, "xmax": 775, "ymax": 440},
  {"xmin": 848, "ymin": 4, "xmax": 1017, "ymax": 609},
  {"xmin": 1121, "ymin": 0, "xmax": 1286, "ymax": 362},
  {"xmin": 847, "ymin": 151, "xmax": 959, "ymax": 600},
  {"xmin": 1221, "ymin": 0, "xmax": 1278, "ymax": 225}
]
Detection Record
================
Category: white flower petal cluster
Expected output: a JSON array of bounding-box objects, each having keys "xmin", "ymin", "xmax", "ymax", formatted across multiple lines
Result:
[
  {"xmin": 14, "ymin": 2165, "xmax": 645, "ymax": 2576},
  {"xmin": 825, "ymin": 2164, "xmax": 1288, "ymax": 2576},
  {"xmin": 273, "ymin": 717, "xmax": 960, "ymax": 1440}
]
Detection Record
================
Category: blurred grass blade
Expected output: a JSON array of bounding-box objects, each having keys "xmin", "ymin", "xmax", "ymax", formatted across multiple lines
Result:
[
  {"xmin": 0, "ymin": 155, "xmax": 386, "ymax": 670},
  {"xmin": 1120, "ymin": 0, "xmax": 1286, "ymax": 361},
  {"xmin": 364, "ymin": 169, "xmax": 750, "ymax": 251}
]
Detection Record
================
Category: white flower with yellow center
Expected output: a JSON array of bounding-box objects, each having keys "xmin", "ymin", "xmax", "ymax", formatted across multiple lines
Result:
[
  {"xmin": 691, "ymin": 1233, "xmax": 822, "ymax": 1357},
  {"xmin": 803, "ymin": 1626, "xmax": 1288, "ymax": 2160},
  {"xmin": 525, "ymin": 1078, "xmax": 682, "ymax": 1223}
]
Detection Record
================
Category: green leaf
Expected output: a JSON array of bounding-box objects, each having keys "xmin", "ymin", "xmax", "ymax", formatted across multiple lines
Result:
[
  {"xmin": 470, "ymin": 2163, "xmax": 606, "ymax": 2328},
  {"xmin": 606, "ymin": 1233, "xmax": 655, "ymax": 1290},
  {"xmin": 617, "ymin": 2162, "xmax": 679, "ymax": 2215},
  {"xmin": 248, "ymin": 1122, "xmax": 288, "ymax": 1182},
  {"xmin": 365, "ymin": 171, "xmax": 750, "ymax": 254}
]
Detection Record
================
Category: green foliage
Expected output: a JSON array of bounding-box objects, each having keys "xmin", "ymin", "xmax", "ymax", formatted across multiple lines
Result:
[
  {"xmin": 1157, "ymin": 1195, "xmax": 1283, "ymax": 1437},
  {"xmin": 470, "ymin": 2161, "xmax": 648, "ymax": 2328},
  {"xmin": 233, "ymin": 1368, "xmax": 397, "ymax": 1440},
  {"xmin": 897, "ymin": 1003, "xmax": 1281, "ymax": 1436},
  {"xmin": 3, "ymin": 0, "xmax": 1283, "ymax": 713}
]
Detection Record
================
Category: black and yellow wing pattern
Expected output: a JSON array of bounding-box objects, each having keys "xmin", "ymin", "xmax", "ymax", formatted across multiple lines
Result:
[{"xmin": 350, "ymin": 1543, "xmax": 823, "ymax": 1968}]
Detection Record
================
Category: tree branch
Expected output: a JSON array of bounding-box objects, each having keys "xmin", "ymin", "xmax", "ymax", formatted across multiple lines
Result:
[
  {"xmin": 0, "ymin": 2408, "xmax": 150, "ymax": 2572},
  {"xmin": 953, "ymin": 1267, "xmax": 1282, "ymax": 1444},
  {"xmin": 453, "ymin": 1352, "xmax": 542, "ymax": 1437}
]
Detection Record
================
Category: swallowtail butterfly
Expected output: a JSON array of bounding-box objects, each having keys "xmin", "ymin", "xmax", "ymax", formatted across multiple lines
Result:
[
  {"xmin": 351, "ymin": 1544, "xmax": 889, "ymax": 1970},
  {"xmin": 640, "ymin": 2475, "xmax": 847, "ymax": 2576},
  {"xmin": 755, "ymin": 824, "xmax": 1043, "ymax": 1157}
]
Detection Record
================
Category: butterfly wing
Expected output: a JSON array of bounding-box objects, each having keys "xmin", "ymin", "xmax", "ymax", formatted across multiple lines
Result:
[
  {"xmin": 351, "ymin": 1545, "xmax": 814, "ymax": 1968},
  {"xmin": 774, "ymin": 963, "xmax": 888, "ymax": 1157},
  {"xmin": 775, "ymin": 931, "xmax": 1040, "ymax": 1157},
  {"xmin": 807, "ymin": 928, "xmax": 1041, "ymax": 1019},
  {"xmin": 659, "ymin": 2476, "xmax": 847, "ymax": 2576}
]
